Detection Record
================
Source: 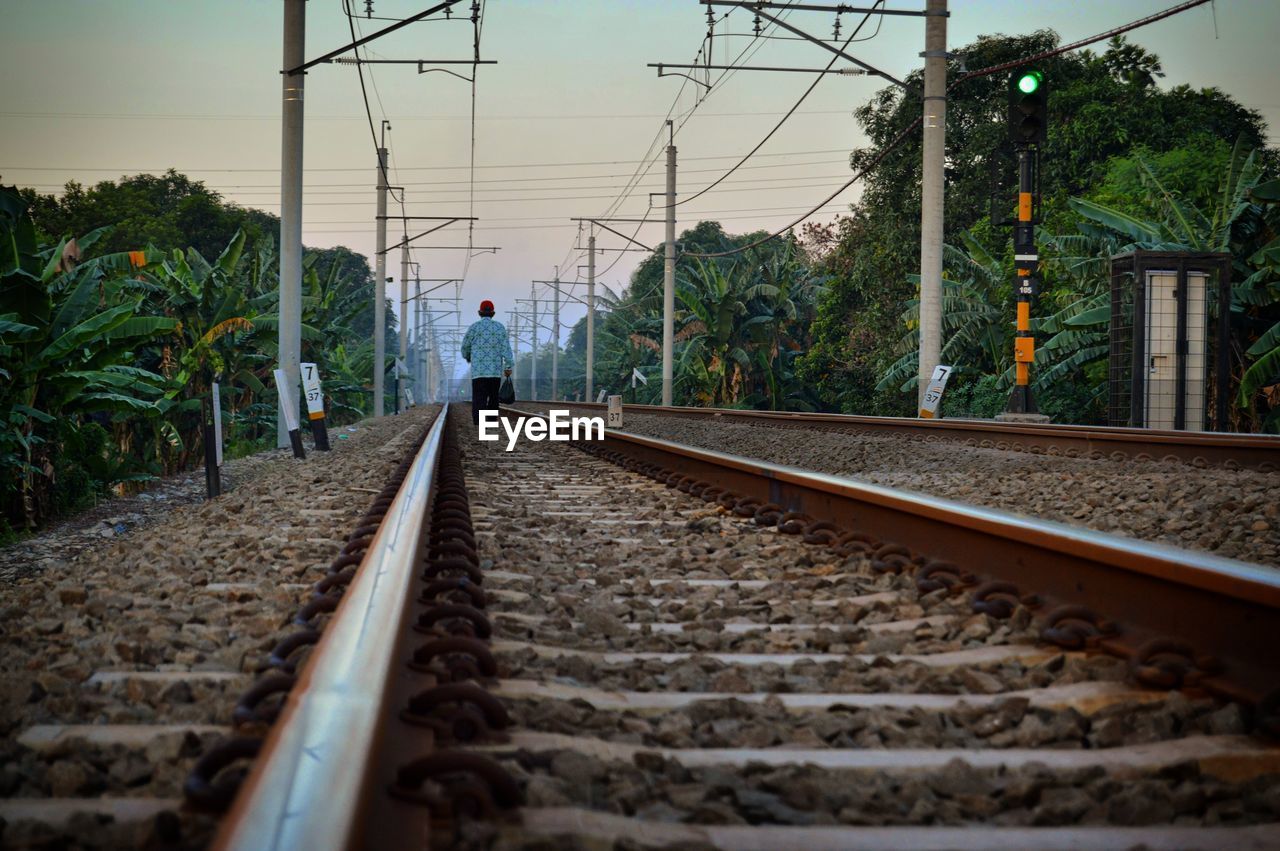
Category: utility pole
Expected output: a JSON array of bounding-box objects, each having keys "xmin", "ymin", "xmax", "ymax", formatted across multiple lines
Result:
[
  {"xmin": 277, "ymin": 0, "xmax": 304, "ymax": 449},
  {"xmin": 662, "ymin": 120, "xmax": 676, "ymax": 406},
  {"xmin": 424, "ymin": 302, "xmax": 435, "ymax": 405},
  {"xmin": 654, "ymin": 3, "xmax": 922, "ymax": 411},
  {"xmin": 570, "ymin": 216, "xmax": 653, "ymax": 399},
  {"xmin": 917, "ymin": 0, "xmax": 946, "ymax": 409},
  {"xmin": 509, "ymin": 310, "xmax": 520, "ymax": 388},
  {"xmin": 373, "ymin": 125, "xmax": 389, "ymax": 418},
  {"xmin": 551, "ymin": 268, "xmax": 560, "ymax": 402},
  {"xmin": 530, "ymin": 284, "xmax": 539, "ymax": 401},
  {"xmin": 427, "ymin": 314, "xmax": 436, "ymax": 405},
  {"xmin": 413, "ymin": 267, "xmax": 424, "ymax": 397},
  {"xmin": 398, "ymin": 243, "xmax": 409, "ymax": 412},
  {"xmin": 413, "ymin": 276, "xmax": 422, "ymax": 398},
  {"xmin": 586, "ymin": 231, "xmax": 596, "ymax": 402}
]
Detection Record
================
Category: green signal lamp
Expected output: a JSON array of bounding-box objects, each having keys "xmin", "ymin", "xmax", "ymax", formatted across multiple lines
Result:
[{"xmin": 1007, "ymin": 68, "xmax": 1048, "ymax": 145}]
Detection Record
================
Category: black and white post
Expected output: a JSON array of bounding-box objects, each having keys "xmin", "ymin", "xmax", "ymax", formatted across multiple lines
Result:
[
  {"xmin": 203, "ymin": 386, "xmax": 223, "ymax": 499},
  {"xmin": 274, "ymin": 368, "xmax": 306, "ymax": 459},
  {"xmin": 300, "ymin": 362, "xmax": 330, "ymax": 450}
]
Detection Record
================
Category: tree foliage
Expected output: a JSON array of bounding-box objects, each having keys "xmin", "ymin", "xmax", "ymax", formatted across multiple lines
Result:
[
  {"xmin": 803, "ymin": 32, "xmax": 1272, "ymax": 421},
  {"xmin": 1, "ymin": 177, "xmax": 393, "ymax": 533},
  {"xmin": 530, "ymin": 224, "xmax": 827, "ymax": 409}
]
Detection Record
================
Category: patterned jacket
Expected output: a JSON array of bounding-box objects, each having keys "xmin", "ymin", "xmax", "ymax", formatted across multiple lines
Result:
[{"xmin": 460, "ymin": 316, "xmax": 514, "ymax": 378}]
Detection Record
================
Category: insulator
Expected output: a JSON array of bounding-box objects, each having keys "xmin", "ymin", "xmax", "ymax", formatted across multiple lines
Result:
[
  {"xmin": 752, "ymin": 11, "xmax": 761, "ymax": 36},
  {"xmin": 833, "ymin": 14, "xmax": 841, "ymax": 40},
  {"xmin": 364, "ymin": 0, "xmax": 373, "ymax": 18}
]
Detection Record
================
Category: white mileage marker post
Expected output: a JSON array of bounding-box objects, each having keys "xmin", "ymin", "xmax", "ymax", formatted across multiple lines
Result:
[
  {"xmin": 274, "ymin": 368, "xmax": 306, "ymax": 459},
  {"xmin": 919, "ymin": 364, "xmax": 953, "ymax": 419},
  {"xmin": 300, "ymin": 362, "xmax": 330, "ymax": 451},
  {"xmin": 607, "ymin": 395, "xmax": 623, "ymax": 429},
  {"xmin": 211, "ymin": 382, "xmax": 224, "ymax": 468},
  {"xmin": 203, "ymin": 385, "xmax": 222, "ymax": 499}
]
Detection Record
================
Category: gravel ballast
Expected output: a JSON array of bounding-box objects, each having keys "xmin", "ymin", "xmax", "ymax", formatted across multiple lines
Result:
[
  {"xmin": 454, "ymin": 426, "xmax": 1280, "ymax": 847},
  {"xmin": 0, "ymin": 406, "xmax": 439, "ymax": 849}
]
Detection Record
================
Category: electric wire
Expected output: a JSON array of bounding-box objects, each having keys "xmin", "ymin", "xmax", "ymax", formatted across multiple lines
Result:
[
  {"xmin": 684, "ymin": 0, "xmax": 1217, "ymax": 260},
  {"xmin": 16, "ymin": 158, "xmax": 852, "ymax": 193},
  {"xmin": 3, "ymin": 147, "xmax": 853, "ymax": 174},
  {"xmin": 460, "ymin": 0, "xmax": 484, "ymax": 283},
  {"xmin": 341, "ymin": 0, "xmax": 401, "ymax": 206},
  {"xmin": 155, "ymin": 172, "xmax": 862, "ymax": 202},
  {"xmin": 590, "ymin": 3, "xmax": 799, "ymax": 283},
  {"xmin": 577, "ymin": 4, "xmax": 784, "ymax": 276},
  {"xmin": 0, "ymin": 108, "xmax": 859, "ymax": 121},
  {"xmin": 223, "ymin": 178, "xmax": 867, "ymax": 205},
  {"xmin": 668, "ymin": 1, "xmax": 883, "ymax": 209}
]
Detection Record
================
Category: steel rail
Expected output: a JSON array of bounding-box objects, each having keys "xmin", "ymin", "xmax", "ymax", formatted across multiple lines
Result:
[
  {"xmin": 505, "ymin": 404, "xmax": 1280, "ymax": 711},
  {"xmin": 560, "ymin": 401, "xmax": 1280, "ymax": 470},
  {"xmin": 212, "ymin": 405, "xmax": 450, "ymax": 851}
]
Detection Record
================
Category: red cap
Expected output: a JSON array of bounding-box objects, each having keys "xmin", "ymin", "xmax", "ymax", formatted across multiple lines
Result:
[{"xmin": 480, "ymin": 299, "xmax": 495, "ymax": 313}]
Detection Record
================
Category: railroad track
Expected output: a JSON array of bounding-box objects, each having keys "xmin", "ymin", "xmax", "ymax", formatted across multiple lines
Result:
[
  {"xmin": 529, "ymin": 401, "xmax": 1280, "ymax": 567},
  {"xmin": 92, "ymin": 402, "xmax": 1278, "ymax": 848},
  {"xmin": 559, "ymin": 401, "xmax": 1280, "ymax": 471},
  {"xmin": 468, "ymin": 405, "xmax": 1280, "ymax": 848},
  {"xmin": 0, "ymin": 409, "xmax": 440, "ymax": 850}
]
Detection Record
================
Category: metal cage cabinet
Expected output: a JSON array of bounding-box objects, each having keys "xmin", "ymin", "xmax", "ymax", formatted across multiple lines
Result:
[{"xmin": 1108, "ymin": 251, "xmax": 1232, "ymax": 432}]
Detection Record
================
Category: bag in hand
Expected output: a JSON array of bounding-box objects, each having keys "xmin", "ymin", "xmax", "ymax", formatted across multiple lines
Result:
[{"xmin": 498, "ymin": 375, "xmax": 515, "ymax": 404}]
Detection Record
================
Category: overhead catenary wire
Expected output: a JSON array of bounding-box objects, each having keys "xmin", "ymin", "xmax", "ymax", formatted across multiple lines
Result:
[
  {"xmin": 299, "ymin": 200, "xmax": 858, "ymax": 230},
  {"xmin": 589, "ymin": 3, "xmax": 800, "ymax": 283},
  {"xmin": 345, "ymin": 0, "xmax": 417, "ymax": 357},
  {"xmin": 222, "ymin": 178, "xmax": 868, "ymax": 206},
  {"xmin": 460, "ymin": 0, "xmax": 485, "ymax": 283},
  {"xmin": 16, "ymin": 158, "xmax": 853, "ymax": 193},
  {"xmin": 0, "ymin": 108, "xmax": 859, "ymax": 121},
  {"xmin": 683, "ymin": 0, "xmax": 1217, "ymax": 260},
  {"xmin": 667, "ymin": 0, "xmax": 883, "ymax": 209},
  {"xmin": 3, "ymin": 147, "xmax": 853, "ymax": 174},
  {"xmin": 147, "ymin": 173, "xmax": 864, "ymax": 202},
  {"xmin": 341, "ymin": 0, "xmax": 401, "ymax": 205},
  {"xmin": 341, "ymin": 0, "xmax": 487, "ymax": 304},
  {"xmin": 569, "ymin": 4, "xmax": 776, "ymax": 270}
]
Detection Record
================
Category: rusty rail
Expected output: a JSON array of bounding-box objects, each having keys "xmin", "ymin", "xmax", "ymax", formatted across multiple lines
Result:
[
  {"xmin": 209, "ymin": 402, "xmax": 518, "ymax": 850},
  {"xmin": 210, "ymin": 405, "xmax": 448, "ymax": 848},
  {"xmin": 560, "ymin": 401, "xmax": 1280, "ymax": 470},
  {"xmin": 505, "ymin": 404, "xmax": 1280, "ymax": 720}
]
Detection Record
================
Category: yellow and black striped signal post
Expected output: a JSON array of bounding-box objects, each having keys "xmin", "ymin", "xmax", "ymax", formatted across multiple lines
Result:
[
  {"xmin": 1008, "ymin": 148, "xmax": 1039, "ymax": 414},
  {"xmin": 1004, "ymin": 68, "xmax": 1048, "ymax": 418}
]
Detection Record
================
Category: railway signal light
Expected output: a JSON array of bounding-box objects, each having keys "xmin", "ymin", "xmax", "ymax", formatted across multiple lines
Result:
[{"xmin": 1008, "ymin": 69, "xmax": 1048, "ymax": 145}]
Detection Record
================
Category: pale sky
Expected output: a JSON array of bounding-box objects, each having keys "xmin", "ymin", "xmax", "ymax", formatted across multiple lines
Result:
[{"xmin": 3, "ymin": 1, "xmax": 1277, "ymax": 371}]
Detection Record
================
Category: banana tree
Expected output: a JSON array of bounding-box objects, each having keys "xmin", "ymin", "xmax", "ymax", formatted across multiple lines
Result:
[
  {"xmin": 1, "ymin": 187, "xmax": 176, "ymax": 527},
  {"xmin": 877, "ymin": 233, "xmax": 1009, "ymax": 394},
  {"xmin": 136, "ymin": 230, "xmax": 267, "ymax": 469},
  {"xmin": 1236, "ymin": 177, "xmax": 1280, "ymax": 429},
  {"xmin": 676, "ymin": 258, "xmax": 759, "ymax": 406},
  {"xmin": 1067, "ymin": 142, "xmax": 1275, "ymax": 427},
  {"xmin": 746, "ymin": 239, "xmax": 828, "ymax": 409}
]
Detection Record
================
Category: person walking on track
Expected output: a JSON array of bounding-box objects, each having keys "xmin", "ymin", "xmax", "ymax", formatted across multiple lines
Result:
[{"xmin": 461, "ymin": 299, "xmax": 514, "ymax": 427}]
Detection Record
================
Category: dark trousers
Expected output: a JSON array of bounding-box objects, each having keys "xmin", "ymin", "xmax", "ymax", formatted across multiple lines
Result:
[{"xmin": 471, "ymin": 377, "xmax": 501, "ymax": 425}]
